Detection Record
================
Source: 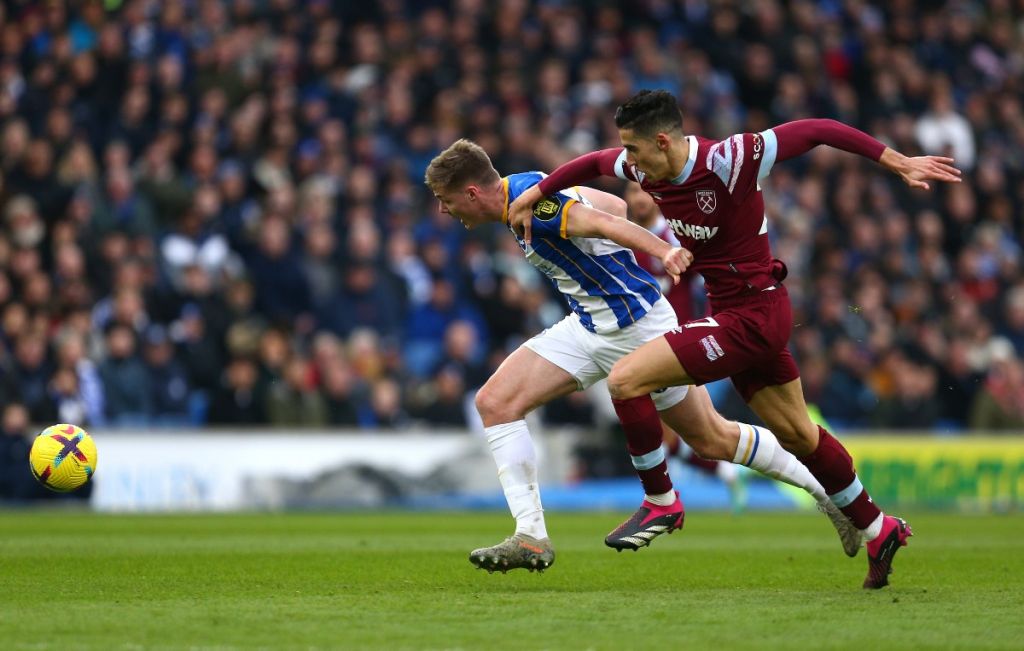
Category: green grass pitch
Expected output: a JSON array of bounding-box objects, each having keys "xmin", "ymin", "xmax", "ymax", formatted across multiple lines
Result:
[{"xmin": 1, "ymin": 510, "xmax": 1022, "ymax": 650}]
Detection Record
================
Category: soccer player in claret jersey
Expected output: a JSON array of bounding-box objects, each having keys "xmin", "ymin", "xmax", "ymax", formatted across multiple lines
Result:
[
  {"xmin": 508, "ymin": 89, "xmax": 962, "ymax": 588},
  {"xmin": 624, "ymin": 182, "xmax": 745, "ymax": 509},
  {"xmin": 425, "ymin": 139, "xmax": 860, "ymax": 575}
]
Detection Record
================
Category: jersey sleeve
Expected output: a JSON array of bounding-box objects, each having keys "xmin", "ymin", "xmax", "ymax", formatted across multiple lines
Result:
[
  {"xmin": 536, "ymin": 148, "xmax": 632, "ymax": 194},
  {"xmin": 607, "ymin": 149, "xmax": 639, "ymax": 182},
  {"xmin": 704, "ymin": 132, "xmax": 776, "ymax": 200},
  {"xmin": 529, "ymin": 192, "xmax": 579, "ymax": 240}
]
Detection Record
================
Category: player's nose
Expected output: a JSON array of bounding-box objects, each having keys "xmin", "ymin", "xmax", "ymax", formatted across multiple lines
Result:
[{"xmin": 438, "ymin": 201, "xmax": 449, "ymax": 214}]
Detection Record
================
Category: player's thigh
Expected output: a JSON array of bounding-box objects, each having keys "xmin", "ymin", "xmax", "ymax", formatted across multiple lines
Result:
[
  {"xmin": 657, "ymin": 385, "xmax": 738, "ymax": 460},
  {"xmin": 746, "ymin": 378, "xmax": 819, "ymax": 455},
  {"xmin": 607, "ymin": 335, "xmax": 694, "ymax": 399},
  {"xmin": 476, "ymin": 345, "xmax": 580, "ymax": 424},
  {"xmin": 593, "ymin": 300, "xmax": 688, "ymax": 409}
]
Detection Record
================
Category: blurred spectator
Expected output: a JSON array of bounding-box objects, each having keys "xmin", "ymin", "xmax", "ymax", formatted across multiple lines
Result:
[
  {"xmin": 98, "ymin": 322, "xmax": 151, "ymax": 425},
  {"xmin": 366, "ymin": 377, "xmax": 408, "ymax": 429},
  {"xmin": 173, "ymin": 302, "xmax": 223, "ymax": 395},
  {"xmin": 11, "ymin": 330, "xmax": 53, "ymax": 423},
  {"xmin": 267, "ymin": 355, "xmax": 327, "ymax": 428},
  {"xmin": 93, "ymin": 167, "xmax": 157, "ymax": 237},
  {"xmin": 142, "ymin": 325, "xmax": 191, "ymax": 425},
  {"xmin": 404, "ymin": 277, "xmax": 487, "ymax": 378},
  {"xmin": 53, "ymin": 329, "xmax": 105, "ymax": 426},
  {"xmin": 208, "ymin": 356, "xmax": 266, "ymax": 425},
  {"xmin": 970, "ymin": 350, "xmax": 1024, "ymax": 431},
  {"xmin": 319, "ymin": 260, "xmax": 404, "ymax": 340},
  {"xmin": 870, "ymin": 349, "xmax": 942, "ymax": 430},
  {"xmin": 410, "ymin": 364, "xmax": 470, "ymax": 427},
  {"xmin": 0, "ymin": 403, "xmax": 38, "ymax": 501},
  {"xmin": 243, "ymin": 215, "xmax": 312, "ymax": 327}
]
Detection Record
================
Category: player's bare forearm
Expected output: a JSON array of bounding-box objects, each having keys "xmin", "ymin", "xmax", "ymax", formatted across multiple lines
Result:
[
  {"xmin": 577, "ymin": 187, "xmax": 628, "ymax": 219},
  {"xmin": 564, "ymin": 204, "xmax": 691, "ymax": 280}
]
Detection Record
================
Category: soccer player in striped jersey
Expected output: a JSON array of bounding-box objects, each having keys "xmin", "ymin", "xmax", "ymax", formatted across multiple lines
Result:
[
  {"xmin": 425, "ymin": 139, "xmax": 860, "ymax": 574},
  {"xmin": 508, "ymin": 89, "xmax": 961, "ymax": 587}
]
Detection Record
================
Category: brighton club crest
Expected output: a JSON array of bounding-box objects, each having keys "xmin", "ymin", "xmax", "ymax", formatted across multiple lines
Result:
[{"xmin": 696, "ymin": 189, "xmax": 717, "ymax": 214}]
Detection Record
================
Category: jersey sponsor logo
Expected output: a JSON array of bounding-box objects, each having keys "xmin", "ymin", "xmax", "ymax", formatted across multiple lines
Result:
[
  {"xmin": 533, "ymin": 197, "xmax": 561, "ymax": 220},
  {"xmin": 667, "ymin": 219, "xmax": 719, "ymax": 241},
  {"xmin": 752, "ymin": 132, "xmax": 763, "ymax": 161},
  {"xmin": 696, "ymin": 189, "xmax": 717, "ymax": 214},
  {"xmin": 700, "ymin": 334, "xmax": 725, "ymax": 361}
]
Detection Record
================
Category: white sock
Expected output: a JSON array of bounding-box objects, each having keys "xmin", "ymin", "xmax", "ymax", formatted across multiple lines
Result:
[
  {"xmin": 485, "ymin": 420, "xmax": 548, "ymax": 540},
  {"xmin": 732, "ymin": 423, "xmax": 829, "ymax": 503},
  {"xmin": 645, "ymin": 490, "xmax": 676, "ymax": 506},
  {"xmin": 862, "ymin": 513, "xmax": 884, "ymax": 540}
]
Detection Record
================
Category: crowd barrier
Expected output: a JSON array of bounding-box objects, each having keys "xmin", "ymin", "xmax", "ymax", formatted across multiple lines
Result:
[{"xmin": 80, "ymin": 430, "xmax": 1023, "ymax": 512}]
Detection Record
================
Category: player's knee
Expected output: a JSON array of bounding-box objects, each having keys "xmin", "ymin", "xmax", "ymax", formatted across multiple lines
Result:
[
  {"xmin": 474, "ymin": 385, "xmax": 514, "ymax": 424},
  {"xmin": 607, "ymin": 363, "xmax": 642, "ymax": 400}
]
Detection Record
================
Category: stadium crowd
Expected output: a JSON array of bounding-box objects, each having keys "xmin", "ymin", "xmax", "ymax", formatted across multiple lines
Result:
[{"xmin": 0, "ymin": 0, "xmax": 1022, "ymax": 435}]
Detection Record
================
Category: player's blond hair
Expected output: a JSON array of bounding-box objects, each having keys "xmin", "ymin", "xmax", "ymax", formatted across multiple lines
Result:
[{"xmin": 424, "ymin": 139, "xmax": 500, "ymax": 193}]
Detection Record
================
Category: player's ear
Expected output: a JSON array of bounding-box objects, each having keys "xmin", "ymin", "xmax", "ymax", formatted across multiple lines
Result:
[
  {"xmin": 465, "ymin": 185, "xmax": 479, "ymax": 201},
  {"xmin": 655, "ymin": 132, "xmax": 672, "ymax": 151}
]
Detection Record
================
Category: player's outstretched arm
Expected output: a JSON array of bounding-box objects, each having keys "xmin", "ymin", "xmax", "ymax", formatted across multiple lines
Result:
[
  {"xmin": 508, "ymin": 150, "xmax": 623, "ymax": 244},
  {"xmin": 771, "ymin": 119, "xmax": 962, "ymax": 189},
  {"xmin": 564, "ymin": 202, "xmax": 692, "ymax": 283}
]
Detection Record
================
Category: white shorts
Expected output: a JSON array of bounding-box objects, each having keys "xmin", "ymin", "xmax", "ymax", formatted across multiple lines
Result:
[{"xmin": 522, "ymin": 297, "xmax": 688, "ymax": 411}]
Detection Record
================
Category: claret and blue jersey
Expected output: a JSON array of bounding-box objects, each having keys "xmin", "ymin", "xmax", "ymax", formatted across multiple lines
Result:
[{"xmin": 501, "ymin": 172, "xmax": 663, "ymax": 334}]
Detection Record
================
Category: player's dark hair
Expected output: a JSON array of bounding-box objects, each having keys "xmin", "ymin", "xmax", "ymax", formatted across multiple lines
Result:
[{"xmin": 614, "ymin": 90, "xmax": 683, "ymax": 136}]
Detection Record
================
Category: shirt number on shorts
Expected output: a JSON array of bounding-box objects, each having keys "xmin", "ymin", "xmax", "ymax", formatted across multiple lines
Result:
[{"xmin": 683, "ymin": 317, "xmax": 720, "ymax": 328}]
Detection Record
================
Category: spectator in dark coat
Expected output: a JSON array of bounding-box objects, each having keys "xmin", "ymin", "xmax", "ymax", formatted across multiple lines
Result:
[
  {"xmin": 0, "ymin": 403, "xmax": 41, "ymax": 501},
  {"xmin": 98, "ymin": 323, "xmax": 152, "ymax": 426},
  {"xmin": 208, "ymin": 356, "xmax": 266, "ymax": 425},
  {"xmin": 243, "ymin": 215, "xmax": 312, "ymax": 327},
  {"xmin": 11, "ymin": 331, "xmax": 53, "ymax": 423},
  {"xmin": 142, "ymin": 325, "xmax": 191, "ymax": 425}
]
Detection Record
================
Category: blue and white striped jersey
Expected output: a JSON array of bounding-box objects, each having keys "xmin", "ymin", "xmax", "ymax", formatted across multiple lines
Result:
[{"xmin": 502, "ymin": 172, "xmax": 663, "ymax": 334}]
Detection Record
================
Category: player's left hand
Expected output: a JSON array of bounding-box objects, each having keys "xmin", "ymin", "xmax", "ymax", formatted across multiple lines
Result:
[
  {"xmin": 662, "ymin": 247, "xmax": 693, "ymax": 284},
  {"xmin": 888, "ymin": 153, "xmax": 962, "ymax": 190},
  {"xmin": 508, "ymin": 185, "xmax": 543, "ymax": 244}
]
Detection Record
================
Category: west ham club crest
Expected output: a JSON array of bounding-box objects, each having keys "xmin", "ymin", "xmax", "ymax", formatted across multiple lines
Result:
[{"xmin": 696, "ymin": 189, "xmax": 717, "ymax": 214}]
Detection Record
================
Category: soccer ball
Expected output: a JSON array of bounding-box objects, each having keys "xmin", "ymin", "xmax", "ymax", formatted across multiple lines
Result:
[{"xmin": 29, "ymin": 424, "xmax": 98, "ymax": 492}]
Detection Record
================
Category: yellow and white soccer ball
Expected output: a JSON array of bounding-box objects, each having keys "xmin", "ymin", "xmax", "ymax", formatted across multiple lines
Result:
[{"xmin": 29, "ymin": 424, "xmax": 98, "ymax": 492}]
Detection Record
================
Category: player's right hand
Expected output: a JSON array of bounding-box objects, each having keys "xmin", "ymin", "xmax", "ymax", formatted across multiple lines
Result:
[
  {"xmin": 662, "ymin": 246, "xmax": 693, "ymax": 284},
  {"xmin": 508, "ymin": 185, "xmax": 543, "ymax": 245}
]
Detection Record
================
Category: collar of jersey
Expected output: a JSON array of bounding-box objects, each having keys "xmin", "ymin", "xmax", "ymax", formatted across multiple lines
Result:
[
  {"xmin": 668, "ymin": 135, "xmax": 699, "ymax": 185},
  {"xmin": 500, "ymin": 177, "xmax": 510, "ymax": 224}
]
